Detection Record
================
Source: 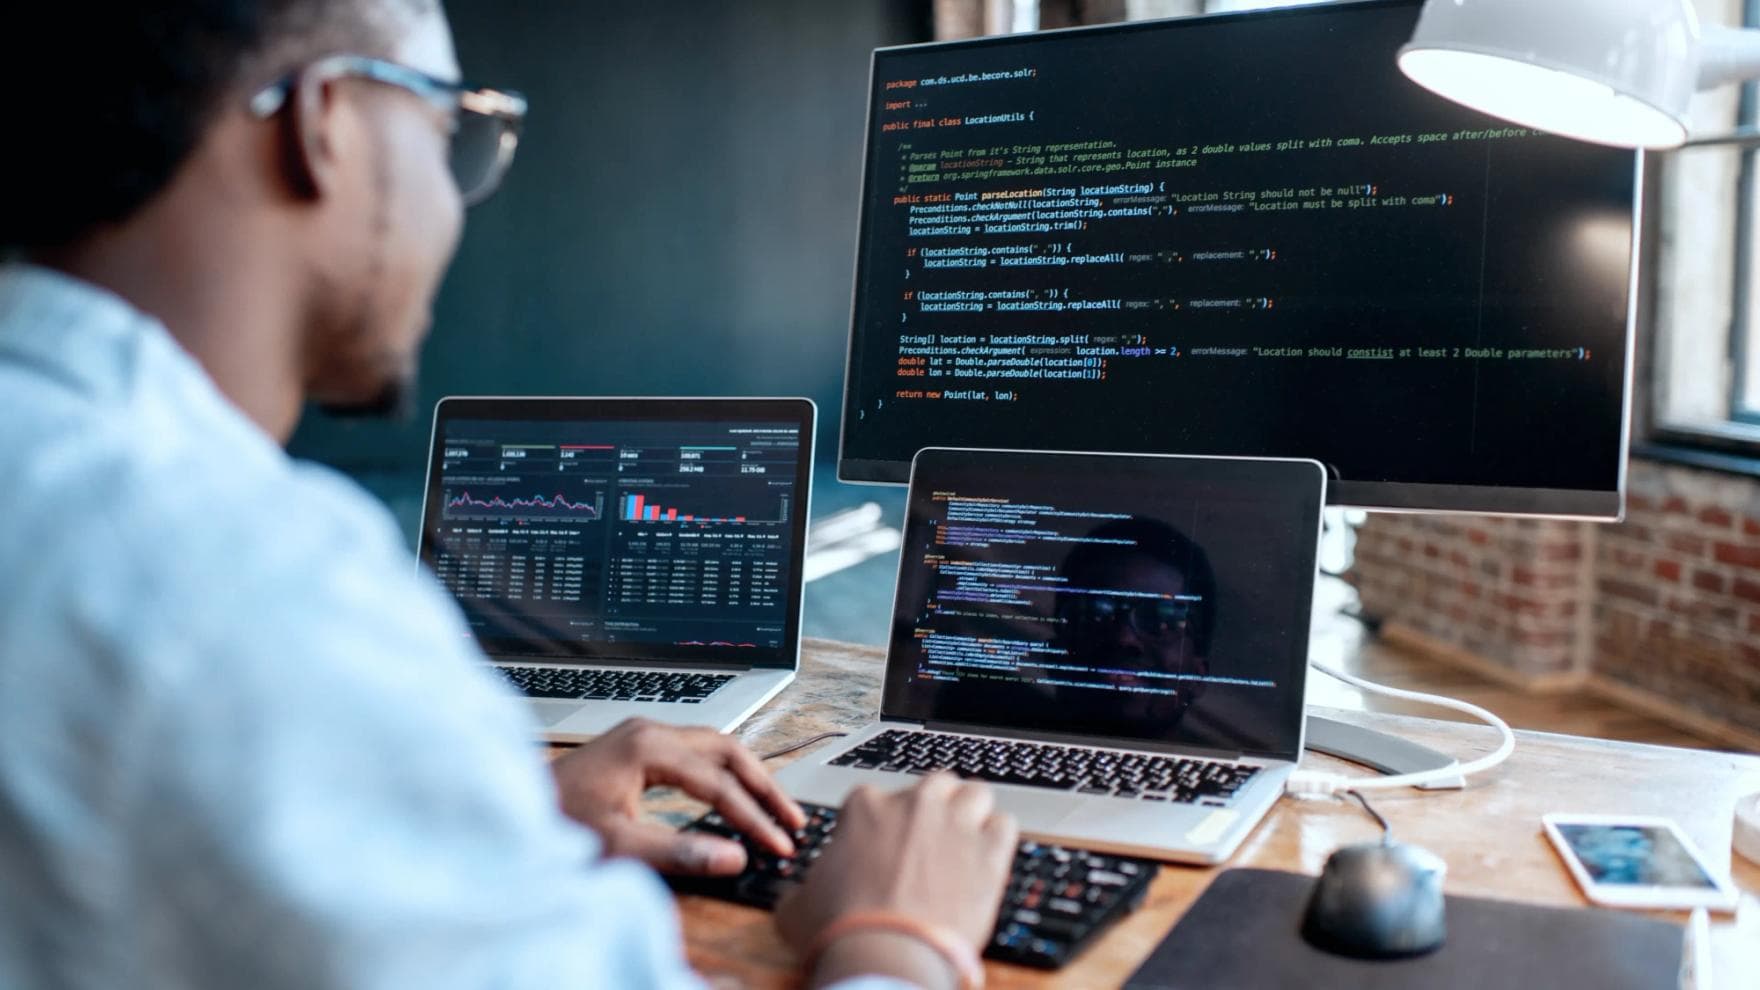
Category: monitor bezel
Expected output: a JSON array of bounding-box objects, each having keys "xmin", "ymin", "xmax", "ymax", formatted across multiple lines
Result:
[
  {"xmin": 834, "ymin": 0, "xmax": 1639, "ymax": 522},
  {"xmin": 418, "ymin": 395, "xmax": 816, "ymax": 670}
]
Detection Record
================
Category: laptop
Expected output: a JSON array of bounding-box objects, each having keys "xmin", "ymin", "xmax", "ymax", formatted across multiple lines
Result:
[
  {"xmin": 417, "ymin": 397, "xmax": 815, "ymax": 742},
  {"xmin": 778, "ymin": 447, "xmax": 1323, "ymax": 863}
]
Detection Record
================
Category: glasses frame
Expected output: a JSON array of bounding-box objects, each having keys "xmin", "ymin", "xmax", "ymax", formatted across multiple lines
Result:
[
  {"xmin": 247, "ymin": 54, "xmax": 527, "ymax": 206},
  {"xmin": 1060, "ymin": 595, "xmax": 1194, "ymax": 640}
]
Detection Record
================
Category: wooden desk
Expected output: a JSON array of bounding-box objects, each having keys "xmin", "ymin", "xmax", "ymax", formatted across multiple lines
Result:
[{"xmin": 667, "ymin": 640, "xmax": 1760, "ymax": 988}]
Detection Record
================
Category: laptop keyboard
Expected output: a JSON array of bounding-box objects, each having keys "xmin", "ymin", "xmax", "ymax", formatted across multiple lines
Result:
[
  {"xmin": 668, "ymin": 802, "xmax": 1157, "ymax": 970},
  {"xmin": 496, "ymin": 665, "xmax": 733, "ymax": 703},
  {"xmin": 828, "ymin": 729, "xmax": 1258, "ymax": 806}
]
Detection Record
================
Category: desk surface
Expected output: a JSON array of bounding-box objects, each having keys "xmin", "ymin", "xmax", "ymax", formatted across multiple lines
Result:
[{"xmin": 661, "ymin": 639, "xmax": 1760, "ymax": 989}]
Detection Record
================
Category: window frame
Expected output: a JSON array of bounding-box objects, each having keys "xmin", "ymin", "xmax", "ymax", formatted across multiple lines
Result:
[
  {"xmin": 1732, "ymin": 0, "xmax": 1760, "ymax": 427},
  {"xmin": 1639, "ymin": 0, "xmax": 1760, "ymax": 473}
]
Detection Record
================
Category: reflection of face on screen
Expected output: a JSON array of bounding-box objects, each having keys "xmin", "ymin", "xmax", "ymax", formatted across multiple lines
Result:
[{"xmin": 1052, "ymin": 517, "xmax": 1216, "ymax": 726}]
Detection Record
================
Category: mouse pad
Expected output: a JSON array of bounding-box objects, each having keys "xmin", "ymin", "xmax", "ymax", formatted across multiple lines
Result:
[{"xmin": 1124, "ymin": 868, "xmax": 1682, "ymax": 990}]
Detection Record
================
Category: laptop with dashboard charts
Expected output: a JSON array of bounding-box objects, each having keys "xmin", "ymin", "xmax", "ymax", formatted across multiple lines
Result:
[
  {"xmin": 777, "ymin": 447, "xmax": 1322, "ymax": 862},
  {"xmin": 417, "ymin": 397, "xmax": 814, "ymax": 741}
]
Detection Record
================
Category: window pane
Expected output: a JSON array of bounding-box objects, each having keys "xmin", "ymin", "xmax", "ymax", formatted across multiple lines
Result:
[{"xmin": 1739, "ymin": 149, "xmax": 1760, "ymax": 422}]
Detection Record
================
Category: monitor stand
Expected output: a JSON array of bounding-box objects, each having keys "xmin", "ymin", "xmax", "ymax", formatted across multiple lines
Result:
[{"xmin": 1304, "ymin": 714, "xmax": 1465, "ymax": 790}]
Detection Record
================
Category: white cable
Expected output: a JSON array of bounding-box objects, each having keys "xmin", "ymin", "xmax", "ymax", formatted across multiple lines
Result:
[{"xmin": 1286, "ymin": 659, "xmax": 1516, "ymax": 795}]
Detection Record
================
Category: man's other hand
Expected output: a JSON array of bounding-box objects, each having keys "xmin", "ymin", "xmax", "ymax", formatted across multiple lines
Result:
[{"xmin": 551, "ymin": 718, "xmax": 805, "ymax": 876}]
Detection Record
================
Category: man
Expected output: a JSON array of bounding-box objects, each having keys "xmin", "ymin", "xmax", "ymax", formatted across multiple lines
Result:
[
  {"xmin": 1053, "ymin": 516, "xmax": 1218, "ymax": 725},
  {"xmin": 0, "ymin": 2, "xmax": 1015, "ymax": 988}
]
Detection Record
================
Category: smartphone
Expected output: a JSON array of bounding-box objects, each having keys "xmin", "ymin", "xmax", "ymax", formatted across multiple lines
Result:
[{"xmin": 1542, "ymin": 814, "xmax": 1738, "ymax": 912}]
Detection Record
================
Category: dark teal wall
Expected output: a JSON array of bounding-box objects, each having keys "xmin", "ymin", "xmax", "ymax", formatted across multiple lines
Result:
[{"xmin": 289, "ymin": 1, "xmax": 929, "ymax": 494}]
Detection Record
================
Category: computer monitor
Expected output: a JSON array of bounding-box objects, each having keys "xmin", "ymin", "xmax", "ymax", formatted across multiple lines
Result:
[{"xmin": 837, "ymin": 0, "xmax": 1639, "ymax": 518}]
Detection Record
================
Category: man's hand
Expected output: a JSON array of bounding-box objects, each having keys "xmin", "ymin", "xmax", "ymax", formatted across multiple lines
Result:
[
  {"xmin": 550, "ymin": 718, "xmax": 805, "ymax": 877},
  {"xmin": 775, "ymin": 774, "xmax": 1018, "ymax": 989}
]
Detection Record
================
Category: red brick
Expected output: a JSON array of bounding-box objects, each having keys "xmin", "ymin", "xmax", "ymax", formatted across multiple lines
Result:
[
  {"xmin": 1735, "ymin": 578, "xmax": 1760, "ymax": 605},
  {"xmin": 1448, "ymin": 550, "xmax": 1470, "ymax": 569},
  {"xmin": 1693, "ymin": 570, "xmax": 1726, "ymax": 594},
  {"xmin": 1512, "ymin": 567, "xmax": 1538, "ymax": 586},
  {"xmin": 1597, "ymin": 578, "xmax": 1658, "ymax": 606},
  {"xmin": 1654, "ymin": 559, "xmax": 1682, "ymax": 582},
  {"xmin": 1628, "ymin": 493, "xmax": 1655, "ymax": 511},
  {"xmin": 1467, "ymin": 528, "xmax": 1490, "ymax": 546},
  {"xmin": 1667, "ymin": 533, "xmax": 1708, "ymax": 556},
  {"xmin": 1423, "ymin": 543, "xmax": 1441, "ymax": 559},
  {"xmin": 1606, "ymin": 609, "xmax": 1641, "ymax": 638},
  {"xmin": 1397, "ymin": 537, "xmax": 1415, "ymax": 554},
  {"xmin": 1663, "ymin": 496, "xmax": 1689, "ymax": 514},
  {"xmin": 1714, "ymin": 542, "xmax": 1760, "ymax": 570},
  {"xmin": 1746, "ymin": 517, "xmax": 1760, "ymax": 537},
  {"xmin": 1699, "ymin": 506, "xmax": 1734, "ymax": 528},
  {"xmin": 1749, "ymin": 613, "xmax": 1760, "ymax": 636},
  {"xmin": 1542, "ymin": 541, "xmax": 1583, "ymax": 562}
]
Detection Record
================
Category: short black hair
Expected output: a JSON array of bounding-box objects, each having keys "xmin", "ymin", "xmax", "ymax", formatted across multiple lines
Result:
[
  {"xmin": 1062, "ymin": 516, "xmax": 1218, "ymax": 656},
  {"xmin": 0, "ymin": 1, "xmax": 423, "ymax": 250}
]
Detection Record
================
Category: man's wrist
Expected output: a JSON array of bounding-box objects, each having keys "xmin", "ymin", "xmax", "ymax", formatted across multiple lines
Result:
[{"xmin": 808, "ymin": 930, "xmax": 962, "ymax": 990}]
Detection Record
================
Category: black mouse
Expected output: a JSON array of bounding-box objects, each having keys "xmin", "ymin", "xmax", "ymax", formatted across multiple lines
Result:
[{"xmin": 1301, "ymin": 840, "xmax": 1447, "ymax": 959}]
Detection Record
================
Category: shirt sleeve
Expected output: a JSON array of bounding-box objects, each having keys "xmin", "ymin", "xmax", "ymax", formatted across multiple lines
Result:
[{"xmin": 118, "ymin": 468, "xmax": 708, "ymax": 990}]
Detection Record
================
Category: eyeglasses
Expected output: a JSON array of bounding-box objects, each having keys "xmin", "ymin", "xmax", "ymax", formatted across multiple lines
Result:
[
  {"xmin": 249, "ymin": 55, "xmax": 527, "ymax": 207},
  {"xmin": 1060, "ymin": 596, "xmax": 1193, "ymax": 639}
]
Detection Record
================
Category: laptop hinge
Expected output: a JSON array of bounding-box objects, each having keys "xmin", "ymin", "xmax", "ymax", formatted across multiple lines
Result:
[
  {"xmin": 491, "ymin": 655, "xmax": 756, "ymax": 673},
  {"xmin": 920, "ymin": 720, "xmax": 1245, "ymax": 762}
]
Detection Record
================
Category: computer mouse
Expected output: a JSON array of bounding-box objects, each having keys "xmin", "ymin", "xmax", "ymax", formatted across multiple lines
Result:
[{"xmin": 1301, "ymin": 840, "xmax": 1447, "ymax": 959}]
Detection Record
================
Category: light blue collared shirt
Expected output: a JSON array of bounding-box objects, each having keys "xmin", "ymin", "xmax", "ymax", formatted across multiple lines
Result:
[{"xmin": 0, "ymin": 265, "xmax": 900, "ymax": 990}]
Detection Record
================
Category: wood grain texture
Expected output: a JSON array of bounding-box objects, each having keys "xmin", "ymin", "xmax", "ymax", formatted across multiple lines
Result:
[{"xmin": 662, "ymin": 640, "xmax": 1760, "ymax": 989}]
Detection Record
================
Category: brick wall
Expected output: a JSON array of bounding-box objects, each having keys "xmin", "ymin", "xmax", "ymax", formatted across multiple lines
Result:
[
  {"xmin": 1348, "ymin": 458, "xmax": 1760, "ymax": 742},
  {"xmin": 1352, "ymin": 515, "xmax": 1590, "ymax": 682},
  {"xmin": 1594, "ymin": 460, "xmax": 1760, "ymax": 736}
]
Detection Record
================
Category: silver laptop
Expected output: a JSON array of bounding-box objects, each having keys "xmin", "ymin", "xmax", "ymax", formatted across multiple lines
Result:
[
  {"xmin": 778, "ymin": 448, "xmax": 1323, "ymax": 863},
  {"xmin": 417, "ymin": 397, "xmax": 814, "ymax": 742}
]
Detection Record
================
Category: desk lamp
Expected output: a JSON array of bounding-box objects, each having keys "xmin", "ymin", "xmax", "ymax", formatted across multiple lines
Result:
[{"xmin": 1396, "ymin": 0, "xmax": 1760, "ymax": 148}]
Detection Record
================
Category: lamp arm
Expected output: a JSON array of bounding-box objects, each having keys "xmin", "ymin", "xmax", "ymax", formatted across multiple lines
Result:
[{"xmin": 1698, "ymin": 25, "xmax": 1760, "ymax": 90}]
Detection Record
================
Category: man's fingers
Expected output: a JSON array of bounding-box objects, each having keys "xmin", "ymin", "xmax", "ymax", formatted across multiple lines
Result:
[
  {"xmin": 657, "ymin": 762, "xmax": 796, "ymax": 857},
  {"xmin": 947, "ymin": 779, "xmax": 996, "ymax": 827},
  {"xmin": 599, "ymin": 818, "xmax": 749, "ymax": 877},
  {"xmin": 982, "ymin": 811, "xmax": 1020, "ymax": 871},
  {"xmin": 721, "ymin": 738, "xmax": 806, "ymax": 830}
]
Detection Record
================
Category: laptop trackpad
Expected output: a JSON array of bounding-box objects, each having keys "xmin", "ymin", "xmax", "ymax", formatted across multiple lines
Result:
[
  {"xmin": 529, "ymin": 701, "xmax": 579, "ymax": 728},
  {"xmin": 990, "ymin": 787, "xmax": 1094, "ymax": 833}
]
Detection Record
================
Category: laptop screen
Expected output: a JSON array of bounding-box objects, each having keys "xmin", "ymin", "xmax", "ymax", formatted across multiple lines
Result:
[
  {"xmin": 882, "ymin": 449, "xmax": 1321, "ymax": 761},
  {"xmin": 418, "ymin": 398, "xmax": 814, "ymax": 669}
]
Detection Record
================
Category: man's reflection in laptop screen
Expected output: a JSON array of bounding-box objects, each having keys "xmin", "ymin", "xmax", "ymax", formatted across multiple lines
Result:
[{"xmin": 1051, "ymin": 517, "xmax": 1216, "ymax": 728}]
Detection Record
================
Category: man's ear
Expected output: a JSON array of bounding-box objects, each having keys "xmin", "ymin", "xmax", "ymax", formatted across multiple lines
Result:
[{"xmin": 278, "ymin": 67, "xmax": 347, "ymax": 202}]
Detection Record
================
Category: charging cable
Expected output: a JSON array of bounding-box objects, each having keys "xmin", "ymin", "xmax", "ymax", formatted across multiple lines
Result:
[{"xmin": 1286, "ymin": 659, "xmax": 1516, "ymax": 795}]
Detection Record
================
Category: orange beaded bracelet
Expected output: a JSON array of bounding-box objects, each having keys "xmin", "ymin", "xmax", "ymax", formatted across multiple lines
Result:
[{"xmin": 805, "ymin": 910, "xmax": 986, "ymax": 990}]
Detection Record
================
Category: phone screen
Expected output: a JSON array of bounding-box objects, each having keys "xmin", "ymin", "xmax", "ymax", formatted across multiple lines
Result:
[{"xmin": 1555, "ymin": 823, "xmax": 1717, "ymax": 888}]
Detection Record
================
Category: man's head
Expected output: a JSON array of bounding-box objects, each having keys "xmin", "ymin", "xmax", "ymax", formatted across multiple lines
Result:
[
  {"xmin": 1, "ymin": 1, "xmax": 514, "ymax": 424},
  {"xmin": 1055, "ymin": 517, "xmax": 1217, "ymax": 720}
]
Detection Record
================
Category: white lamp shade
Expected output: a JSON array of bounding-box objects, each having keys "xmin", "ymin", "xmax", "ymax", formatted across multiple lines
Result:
[{"xmin": 1397, "ymin": 0, "xmax": 1700, "ymax": 149}]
